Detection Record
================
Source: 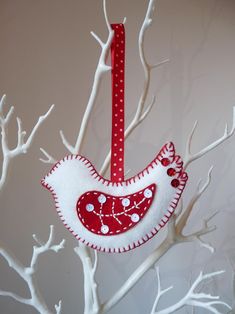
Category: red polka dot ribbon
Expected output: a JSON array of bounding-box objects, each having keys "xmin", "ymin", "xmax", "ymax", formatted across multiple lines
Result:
[{"xmin": 110, "ymin": 23, "xmax": 125, "ymax": 182}]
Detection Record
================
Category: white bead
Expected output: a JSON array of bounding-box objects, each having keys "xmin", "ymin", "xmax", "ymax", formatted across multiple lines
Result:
[
  {"xmin": 144, "ymin": 188, "xmax": 152, "ymax": 198},
  {"xmin": 131, "ymin": 213, "xmax": 140, "ymax": 222},
  {"xmin": 98, "ymin": 194, "xmax": 106, "ymax": 204},
  {"xmin": 86, "ymin": 204, "xmax": 94, "ymax": 212},
  {"xmin": 101, "ymin": 225, "xmax": 109, "ymax": 234},
  {"xmin": 122, "ymin": 198, "xmax": 130, "ymax": 207}
]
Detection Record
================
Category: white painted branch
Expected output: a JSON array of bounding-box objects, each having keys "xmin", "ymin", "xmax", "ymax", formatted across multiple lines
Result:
[
  {"xmin": 0, "ymin": 94, "xmax": 54, "ymax": 191},
  {"xmin": 150, "ymin": 267, "xmax": 173, "ymax": 314},
  {"xmin": 0, "ymin": 225, "xmax": 65, "ymax": 314},
  {"xmin": 151, "ymin": 58, "xmax": 170, "ymax": 69},
  {"xmin": 39, "ymin": 147, "xmax": 57, "ymax": 164},
  {"xmin": 181, "ymin": 210, "xmax": 218, "ymax": 254},
  {"xmin": 184, "ymin": 107, "xmax": 235, "ymax": 169},
  {"xmin": 74, "ymin": 245, "xmax": 92, "ymax": 313},
  {"xmin": 137, "ymin": 0, "xmax": 156, "ymax": 114},
  {"xmin": 176, "ymin": 166, "xmax": 213, "ymax": 234},
  {"xmin": 59, "ymin": 0, "xmax": 114, "ymax": 155},
  {"xmin": 0, "ymin": 290, "xmax": 31, "ymax": 305},
  {"xmin": 101, "ymin": 238, "xmax": 174, "ymax": 313},
  {"xmin": 74, "ymin": 244, "xmax": 100, "ymax": 314},
  {"xmin": 169, "ymin": 166, "xmax": 218, "ymax": 255},
  {"xmin": 153, "ymin": 270, "xmax": 231, "ymax": 314},
  {"xmin": 30, "ymin": 225, "xmax": 65, "ymax": 270},
  {"xmin": 138, "ymin": 95, "xmax": 156, "ymax": 124},
  {"xmin": 11, "ymin": 105, "xmax": 54, "ymax": 157},
  {"xmin": 0, "ymin": 246, "xmax": 25, "ymax": 278},
  {"xmin": 124, "ymin": 169, "xmax": 131, "ymax": 178},
  {"xmin": 55, "ymin": 300, "xmax": 62, "ymax": 314}
]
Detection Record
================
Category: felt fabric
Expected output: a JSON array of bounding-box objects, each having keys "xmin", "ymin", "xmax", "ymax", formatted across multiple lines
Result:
[
  {"xmin": 42, "ymin": 142, "xmax": 188, "ymax": 253},
  {"xmin": 76, "ymin": 184, "xmax": 156, "ymax": 235},
  {"xmin": 42, "ymin": 23, "xmax": 188, "ymax": 253}
]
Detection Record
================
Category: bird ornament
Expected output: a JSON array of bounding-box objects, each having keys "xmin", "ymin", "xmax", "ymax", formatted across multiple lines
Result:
[{"xmin": 42, "ymin": 24, "xmax": 188, "ymax": 253}]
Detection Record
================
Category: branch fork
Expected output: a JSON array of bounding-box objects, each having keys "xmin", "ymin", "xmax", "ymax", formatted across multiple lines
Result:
[
  {"xmin": 0, "ymin": 94, "xmax": 54, "ymax": 191},
  {"xmin": 184, "ymin": 107, "xmax": 235, "ymax": 169},
  {"xmin": 0, "ymin": 225, "xmax": 65, "ymax": 314},
  {"xmin": 151, "ymin": 268, "xmax": 231, "ymax": 314}
]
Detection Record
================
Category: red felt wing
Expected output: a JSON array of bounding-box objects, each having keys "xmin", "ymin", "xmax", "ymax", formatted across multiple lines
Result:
[{"xmin": 76, "ymin": 184, "xmax": 156, "ymax": 236}]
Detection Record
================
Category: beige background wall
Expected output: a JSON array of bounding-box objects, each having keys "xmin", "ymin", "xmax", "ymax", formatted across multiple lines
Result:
[{"xmin": 1, "ymin": 0, "xmax": 235, "ymax": 313}]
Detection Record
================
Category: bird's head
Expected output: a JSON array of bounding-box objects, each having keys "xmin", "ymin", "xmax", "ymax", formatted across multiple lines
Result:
[{"xmin": 41, "ymin": 155, "xmax": 98, "ymax": 197}]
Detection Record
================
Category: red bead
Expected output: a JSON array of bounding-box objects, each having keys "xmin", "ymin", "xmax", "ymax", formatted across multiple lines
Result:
[
  {"xmin": 161, "ymin": 158, "xmax": 170, "ymax": 167},
  {"xmin": 171, "ymin": 179, "xmax": 180, "ymax": 188},
  {"xmin": 167, "ymin": 168, "xmax": 176, "ymax": 176}
]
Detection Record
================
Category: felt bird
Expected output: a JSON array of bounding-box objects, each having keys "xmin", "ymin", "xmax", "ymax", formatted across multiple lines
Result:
[{"xmin": 42, "ymin": 142, "xmax": 188, "ymax": 253}]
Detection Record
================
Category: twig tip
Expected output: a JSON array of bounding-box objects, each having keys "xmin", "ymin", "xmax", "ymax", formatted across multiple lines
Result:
[{"xmin": 208, "ymin": 165, "xmax": 214, "ymax": 174}]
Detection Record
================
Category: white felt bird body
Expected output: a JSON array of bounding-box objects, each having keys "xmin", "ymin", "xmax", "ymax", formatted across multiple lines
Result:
[{"xmin": 42, "ymin": 142, "xmax": 188, "ymax": 253}]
